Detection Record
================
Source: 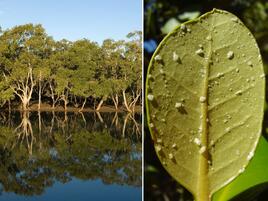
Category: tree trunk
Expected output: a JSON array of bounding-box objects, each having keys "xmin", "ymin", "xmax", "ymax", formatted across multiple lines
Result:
[
  {"xmin": 112, "ymin": 94, "xmax": 119, "ymax": 110},
  {"xmin": 38, "ymin": 79, "xmax": 42, "ymax": 110},
  {"xmin": 22, "ymin": 96, "xmax": 28, "ymax": 111},
  {"xmin": 79, "ymin": 98, "xmax": 87, "ymax": 112},
  {"xmin": 13, "ymin": 67, "xmax": 34, "ymax": 111},
  {"xmin": 96, "ymin": 98, "xmax": 104, "ymax": 111},
  {"xmin": 122, "ymin": 90, "xmax": 132, "ymax": 112},
  {"xmin": 49, "ymin": 82, "xmax": 55, "ymax": 109},
  {"xmin": 129, "ymin": 90, "xmax": 141, "ymax": 113},
  {"xmin": 63, "ymin": 91, "xmax": 69, "ymax": 111},
  {"xmin": 61, "ymin": 94, "xmax": 68, "ymax": 111},
  {"xmin": 64, "ymin": 99, "xmax": 68, "ymax": 111}
]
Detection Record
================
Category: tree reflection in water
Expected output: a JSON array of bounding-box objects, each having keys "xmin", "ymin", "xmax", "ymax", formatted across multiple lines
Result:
[{"xmin": 0, "ymin": 111, "xmax": 141, "ymax": 196}]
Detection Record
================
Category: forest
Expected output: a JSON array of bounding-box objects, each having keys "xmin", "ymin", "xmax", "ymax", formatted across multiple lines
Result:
[{"xmin": 0, "ymin": 24, "xmax": 142, "ymax": 112}]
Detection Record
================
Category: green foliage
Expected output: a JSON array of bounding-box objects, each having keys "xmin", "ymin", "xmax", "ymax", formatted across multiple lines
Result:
[
  {"xmin": 146, "ymin": 9, "xmax": 265, "ymax": 201},
  {"xmin": 0, "ymin": 24, "xmax": 142, "ymax": 110},
  {"xmin": 213, "ymin": 136, "xmax": 268, "ymax": 201},
  {"xmin": 243, "ymin": 1, "xmax": 268, "ymax": 34}
]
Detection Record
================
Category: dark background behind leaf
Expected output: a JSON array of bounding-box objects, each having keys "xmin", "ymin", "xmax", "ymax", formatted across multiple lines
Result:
[{"xmin": 144, "ymin": 0, "xmax": 268, "ymax": 200}]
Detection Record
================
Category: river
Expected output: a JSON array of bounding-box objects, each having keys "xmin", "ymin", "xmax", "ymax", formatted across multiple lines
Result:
[{"xmin": 0, "ymin": 111, "xmax": 141, "ymax": 201}]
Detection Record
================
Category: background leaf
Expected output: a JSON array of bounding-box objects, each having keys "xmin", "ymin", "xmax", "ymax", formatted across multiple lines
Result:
[
  {"xmin": 213, "ymin": 136, "xmax": 268, "ymax": 201},
  {"xmin": 160, "ymin": 18, "xmax": 180, "ymax": 34},
  {"xmin": 146, "ymin": 9, "xmax": 265, "ymax": 201}
]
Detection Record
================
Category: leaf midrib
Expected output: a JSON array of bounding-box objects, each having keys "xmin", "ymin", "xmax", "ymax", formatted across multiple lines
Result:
[{"xmin": 197, "ymin": 29, "xmax": 213, "ymax": 200}]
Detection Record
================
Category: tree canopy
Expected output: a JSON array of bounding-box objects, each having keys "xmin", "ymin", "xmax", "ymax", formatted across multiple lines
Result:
[{"xmin": 0, "ymin": 24, "xmax": 142, "ymax": 112}]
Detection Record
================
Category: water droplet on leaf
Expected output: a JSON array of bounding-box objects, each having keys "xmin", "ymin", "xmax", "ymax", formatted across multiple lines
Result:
[
  {"xmin": 194, "ymin": 138, "xmax": 201, "ymax": 146},
  {"xmin": 180, "ymin": 24, "xmax": 186, "ymax": 31},
  {"xmin": 247, "ymin": 151, "xmax": 254, "ymax": 160},
  {"xmin": 169, "ymin": 153, "xmax": 174, "ymax": 159},
  {"xmin": 235, "ymin": 90, "xmax": 242, "ymax": 95},
  {"xmin": 172, "ymin": 51, "xmax": 179, "ymax": 62},
  {"xmin": 247, "ymin": 61, "xmax": 253, "ymax": 67},
  {"xmin": 238, "ymin": 167, "xmax": 245, "ymax": 174},
  {"xmin": 175, "ymin": 102, "xmax": 183, "ymax": 109},
  {"xmin": 147, "ymin": 94, "xmax": 154, "ymax": 101},
  {"xmin": 199, "ymin": 96, "xmax": 206, "ymax": 103},
  {"xmin": 157, "ymin": 139, "xmax": 163, "ymax": 144},
  {"xmin": 227, "ymin": 51, "xmax": 234, "ymax": 59},
  {"xmin": 155, "ymin": 145, "xmax": 162, "ymax": 152},
  {"xmin": 196, "ymin": 48, "xmax": 204, "ymax": 57},
  {"xmin": 199, "ymin": 146, "xmax": 206, "ymax": 154},
  {"xmin": 154, "ymin": 54, "xmax": 162, "ymax": 61},
  {"xmin": 216, "ymin": 72, "xmax": 223, "ymax": 78},
  {"xmin": 231, "ymin": 17, "xmax": 238, "ymax": 23}
]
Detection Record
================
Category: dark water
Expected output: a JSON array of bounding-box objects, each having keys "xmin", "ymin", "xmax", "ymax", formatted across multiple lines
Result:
[{"xmin": 0, "ymin": 111, "xmax": 141, "ymax": 201}]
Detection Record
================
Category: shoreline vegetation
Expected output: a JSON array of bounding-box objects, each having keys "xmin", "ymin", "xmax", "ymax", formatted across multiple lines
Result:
[
  {"xmin": 0, "ymin": 24, "xmax": 142, "ymax": 113},
  {"xmin": 3, "ymin": 104, "xmax": 142, "ymax": 112}
]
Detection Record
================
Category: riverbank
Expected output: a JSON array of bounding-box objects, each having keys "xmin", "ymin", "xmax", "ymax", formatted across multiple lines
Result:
[{"xmin": 4, "ymin": 103, "xmax": 142, "ymax": 113}]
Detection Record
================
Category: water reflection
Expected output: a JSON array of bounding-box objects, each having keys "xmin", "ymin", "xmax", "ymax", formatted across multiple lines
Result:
[{"xmin": 0, "ymin": 111, "xmax": 141, "ymax": 198}]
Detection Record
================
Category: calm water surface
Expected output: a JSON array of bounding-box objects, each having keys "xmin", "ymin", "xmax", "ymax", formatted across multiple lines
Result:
[{"xmin": 0, "ymin": 111, "xmax": 141, "ymax": 201}]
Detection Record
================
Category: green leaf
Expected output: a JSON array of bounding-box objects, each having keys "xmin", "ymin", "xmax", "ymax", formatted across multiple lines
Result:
[
  {"xmin": 161, "ymin": 18, "xmax": 180, "ymax": 34},
  {"xmin": 178, "ymin": 11, "xmax": 200, "ymax": 21},
  {"xmin": 213, "ymin": 136, "xmax": 268, "ymax": 201},
  {"xmin": 146, "ymin": 9, "xmax": 265, "ymax": 201}
]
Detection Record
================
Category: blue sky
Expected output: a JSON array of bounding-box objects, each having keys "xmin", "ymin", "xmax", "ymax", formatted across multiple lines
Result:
[{"xmin": 0, "ymin": 0, "xmax": 142, "ymax": 44}]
